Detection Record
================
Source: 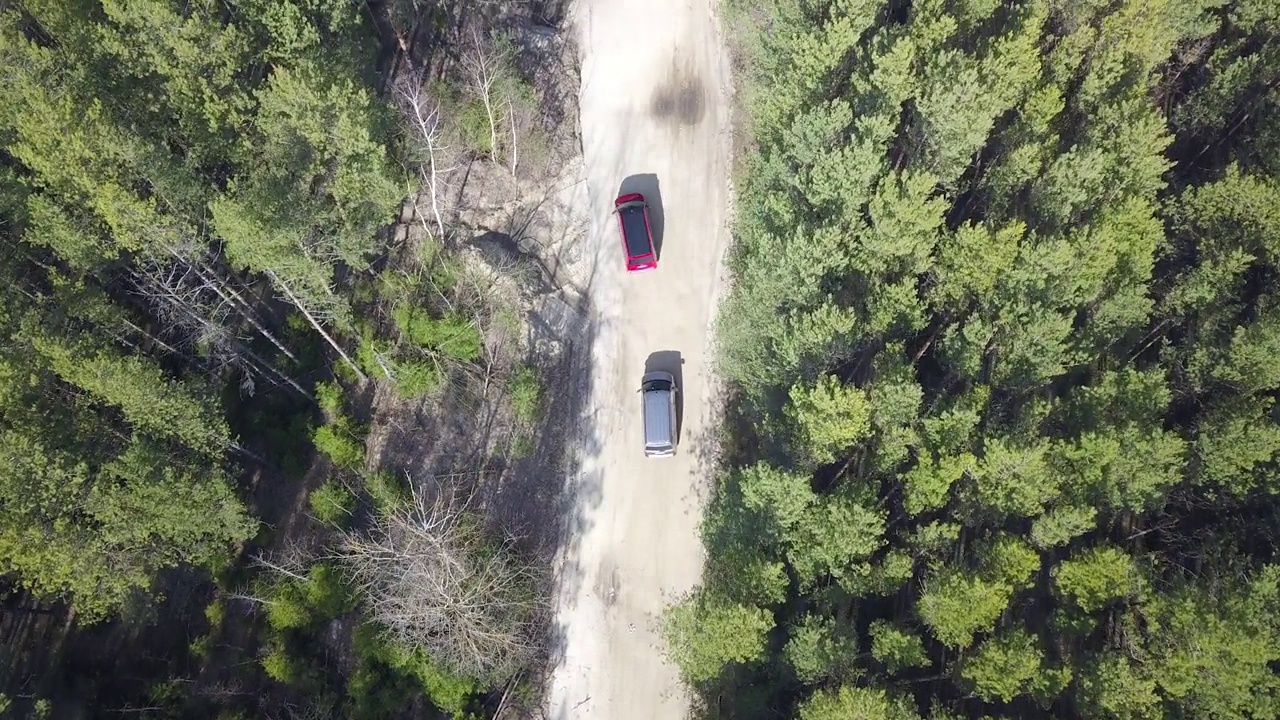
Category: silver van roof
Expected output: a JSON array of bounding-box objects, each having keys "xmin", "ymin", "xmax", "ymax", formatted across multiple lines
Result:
[{"xmin": 643, "ymin": 384, "xmax": 674, "ymax": 452}]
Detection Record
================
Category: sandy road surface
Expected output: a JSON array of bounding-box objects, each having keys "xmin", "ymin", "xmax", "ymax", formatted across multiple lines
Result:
[{"xmin": 546, "ymin": 0, "xmax": 733, "ymax": 718}]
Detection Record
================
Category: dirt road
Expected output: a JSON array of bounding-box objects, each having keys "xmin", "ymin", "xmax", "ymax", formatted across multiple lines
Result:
[{"xmin": 546, "ymin": 0, "xmax": 733, "ymax": 718}]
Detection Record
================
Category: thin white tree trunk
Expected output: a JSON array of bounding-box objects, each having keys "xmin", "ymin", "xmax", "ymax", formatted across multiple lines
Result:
[
  {"xmin": 267, "ymin": 270, "xmax": 367, "ymax": 382},
  {"xmin": 483, "ymin": 90, "xmax": 499, "ymax": 160},
  {"xmin": 177, "ymin": 252, "xmax": 300, "ymax": 362},
  {"xmin": 399, "ymin": 83, "xmax": 453, "ymax": 241},
  {"xmin": 506, "ymin": 91, "xmax": 519, "ymax": 175}
]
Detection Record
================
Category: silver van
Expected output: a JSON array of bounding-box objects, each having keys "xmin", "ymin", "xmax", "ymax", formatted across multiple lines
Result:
[{"xmin": 640, "ymin": 371, "xmax": 679, "ymax": 457}]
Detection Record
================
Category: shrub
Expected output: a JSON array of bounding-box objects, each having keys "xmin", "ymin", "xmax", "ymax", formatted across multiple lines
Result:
[
  {"xmin": 263, "ymin": 563, "xmax": 354, "ymax": 631},
  {"xmin": 260, "ymin": 639, "xmax": 319, "ymax": 689},
  {"xmin": 314, "ymin": 419, "xmax": 365, "ymax": 470},
  {"xmin": 352, "ymin": 622, "xmax": 479, "ymax": 716},
  {"xmin": 1052, "ymin": 545, "xmax": 1147, "ymax": 612},
  {"xmin": 431, "ymin": 259, "xmax": 460, "ymax": 293},
  {"xmin": 334, "ymin": 350, "xmax": 364, "ymax": 384},
  {"xmin": 315, "ymin": 380, "xmax": 345, "ymax": 417},
  {"xmin": 244, "ymin": 400, "xmax": 312, "ymax": 479},
  {"xmin": 510, "ymin": 434, "xmax": 533, "ymax": 460},
  {"xmin": 347, "ymin": 663, "xmax": 411, "ymax": 719},
  {"xmin": 868, "ymin": 621, "xmax": 930, "ymax": 673},
  {"xmin": 394, "ymin": 359, "xmax": 442, "ymax": 398},
  {"xmin": 265, "ymin": 582, "xmax": 312, "ymax": 631},
  {"xmin": 304, "ymin": 563, "xmax": 356, "ymax": 621},
  {"xmin": 509, "ymin": 366, "xmax": 541, "ymax": 425},
  {"xmin": 189, "ymin": 634, "xmax": 211, "ymax": 659},
  {"xmin": 364, "ymin": 470, "xmax": 407, "ymax": 514},
  {"xmin": 356, "ymin": 332, "xmax": 392, "ymax": 381},
  {"xmin": 392, "ymin": 303, "xmax": 433, "ymax": 345},
  {"xmin": 455, "ymin": 98, "xmax": 494, "ymax": 155},
  {"xmin": 358, "ymin": 327, "xmax": 443, "ymax": 398},
  {"xmin": 205, "ymin": 599, "xmax": 226, "ymax": 627},
  {"xmin": 786, "ymin": 375, "xmax": 873, "ymax": 465},
  {"xmin": 310, "ymin": 479, "xmax": 355, "ymax": 526},
  {"xmin": 385, "ymin": 641, "xmax": 478, "ymax": 715},
  {"xmin": 429, "ymin": 313, "xmax": 482, "ymax": 362},
  {"xmin": 784, "ymin": 615, "xmax": 859, "ymax": 683},
  {"xmin": 261, "ymin": 641, "xmax": 296, "ymax": 683},
  {"xmin": 393, "ymin": 303, "xmax": 482, "ymax": 361}
]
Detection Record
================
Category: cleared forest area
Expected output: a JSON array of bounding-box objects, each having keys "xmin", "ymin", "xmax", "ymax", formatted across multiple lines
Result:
[
  {"xmin": 665, "ymin": 1, "xmax": 1280, "ymax": 719},
  {"xmin": 0, "ymin": 0, "xmax": 584, "ymax": 718}
]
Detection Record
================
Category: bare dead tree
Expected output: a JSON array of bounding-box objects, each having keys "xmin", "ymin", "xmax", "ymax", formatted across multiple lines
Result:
[
  {"xmin": 152, "ymin": 239, "xmax": 301, "ymax": 363},
  {"xmin": 398, "ymin": 76, "xmax": 460, "ymax": 242},
  {"xmin": 460, "ymin": 28, "xmax": 509, "ymax": 162},
  {"xmin": 248, "ymin": 539, "xmax": 319, "ymax": 583},
  {"xmin": 338, "ymin": 478, "xmax": 545, "ymax": 682},
  {"xmin": 130, "ymin": 259, "xmax": 314, "ymax": 399},
  {"xmin": 183, "ymin": 254, "xmax": 299, "ymax": 362}
]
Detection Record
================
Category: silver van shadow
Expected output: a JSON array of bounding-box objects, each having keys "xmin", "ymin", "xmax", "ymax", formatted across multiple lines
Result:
[{"xmin": 640, "ymin": 370, "xmax": 679, "ymax": 457}]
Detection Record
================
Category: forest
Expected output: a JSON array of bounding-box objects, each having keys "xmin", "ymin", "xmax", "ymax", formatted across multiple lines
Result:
[
  {"xmin": 0, "ymin": 0, "xmax": 573, "ymax": 718},
  {"xmin": 666, "ymin": 0, "xmax": 1280, "ymax": 719}
]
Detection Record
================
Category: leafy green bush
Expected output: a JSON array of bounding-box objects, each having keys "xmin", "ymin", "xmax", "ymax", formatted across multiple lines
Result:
[
  {"xmin": 430, "ymin": 259, "xmax": 460, "ymax": 294},
  {"xmin": 310, "ymin": 479, "xmax": 355, "ymax": 526},
  {"xmin": 509, "ymin": 365, "xmax": 542, "ymax": 425},
  {"xmin": 394, "ymin": 359, "xmax": 442, "ymax": 398},
  {"xmin": 364, "ymin": 470, "xmax": 407, "ymax": 514},
  {"xmin": 352, "ymin": 622, "xmax": 479, "ymax": 715},
  {"xmin": 263, "ymin": 563, "xmax": 354, "ymax": 631},
  {"xmin": 189, "ymin": 633, "xmax": 211, "ymax": 659},
  {"xmin": 389, "ymin": 645, "xmax": 477, "ymax": 715},
  {"xmin": 393, "ymin": 303, "xmax": 482, "ymax": 361},
  {"xmin": 242, "ymin": 400, "xmax": 313, "ymax": 479},
  {"xmin": 303, "ymin": 563, "xmax": 356, "ymax": 621},
  {"xmin": 333, "ymin": 351, "xmax": 364, "ymax": 384},
  {"xmin": 265, "ymin": 582, "xmax": 312, "ymax": 631},
  {"xmin": 960, "ymin": 629, "xmax": 1070, "ymax": 703},
  {"xmin": 1052, "ymin": 545, "xmax": 1147, "ymax": 612},
  {"xmin": 347, "ymin": 662, "xmax": 415, "ymax": 719},
  {"xmin": 205, "ymin": 598, "xmax": 225, "ymax": 627},
  {"xmin": 260, "ymin": 638, "xmax": 320, "ymax": 690},
  {"xmin": 786, "ymin": 374, "xmax": 873, "ymax": 466},
  {"xmin": 315, "ymin": 380, "xmax": 345, "ymax": 417},
  {"xmin": 356, "ymin": 334, "xmax": 392, "ymax": 381},
  {"xmin": 868, "ymin": 621, "xmax": 929, "ymax": 673},
  {"xmin": 391, "ymin": 303, "xmax": 433, "ymax": 345},
  {"xmin": 784, "ymin": 615, "xmax": 858, "ymax": 683},
  {"xmin": 313, "ymin": 419, "xmax": 365, "ymax": 470},
  {"xmin": 455, "ymin": 98, "xmax": 494, "ymax": 155},
  {"xmin": 357, "ymin": 325, "xmax": 443, "ymax": 398},
  {"xmin": 261, "ymin": 641, "xmax": 297, "ymax": 683},
  {"xmin": 510, "ymin": 434, "xmax": 534, "ymax": 460}
]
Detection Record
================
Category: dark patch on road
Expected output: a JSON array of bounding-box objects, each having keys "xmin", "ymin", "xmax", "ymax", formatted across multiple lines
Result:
[
  {"xmin": 648, "ymin": 55, "xmax": 706, "ymax": 127},
  {"xmin": 595, "ymin": 556, "xmax": 621, "ymax": 608}
]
